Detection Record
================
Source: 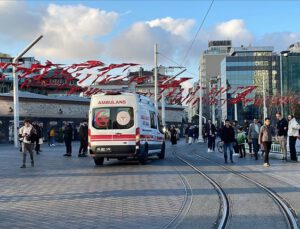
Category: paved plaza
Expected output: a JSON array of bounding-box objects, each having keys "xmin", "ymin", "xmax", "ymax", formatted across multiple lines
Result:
[{"xmin": 0, "ymin": 141, "xmax": 299, "ymax": 228}]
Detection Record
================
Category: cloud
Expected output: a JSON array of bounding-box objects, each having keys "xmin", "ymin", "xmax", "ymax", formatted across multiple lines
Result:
[
  {"xmin": 146, "ymin": 17, "xmax": 195, "ymax": 38},
  {"xmin": 107, "ymin": 21, "xmax": 186, "ymax": 65},
  {"xmin": 258, "ymin": 32, "xmax": 300, "ymax": 51},
  {"xmin": 0, "ymin": 1, "xmax": 41, "ymax": 40},
  {"xmin": 33, "ymin": 4, "xmax": 119, "ymax": 61}
]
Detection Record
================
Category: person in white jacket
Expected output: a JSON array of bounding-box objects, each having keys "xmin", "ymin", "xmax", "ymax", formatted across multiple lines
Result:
[{"xmin": 288, "ymin": 115, "xmax": 300, "ymax": 161}]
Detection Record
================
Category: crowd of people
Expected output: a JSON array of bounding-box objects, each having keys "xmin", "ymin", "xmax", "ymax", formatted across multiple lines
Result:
[
  {"xmin": 180, "ymin": 113, "xmax": 300, "ymax": 167},
  {"xmin": 18, "ymin": 119, "xmax": 88, "ymax": 168}
]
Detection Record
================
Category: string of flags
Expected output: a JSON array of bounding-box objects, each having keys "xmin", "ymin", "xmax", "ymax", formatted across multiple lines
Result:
[{"xmin": 0, "ymin": 60, "xmax": 299, "ymax": 106}]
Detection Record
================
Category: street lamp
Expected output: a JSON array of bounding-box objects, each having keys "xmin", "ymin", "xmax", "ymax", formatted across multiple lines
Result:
[
  {"xmin": 13, "ymin": 35, "xmax": 43, "ymax": 147},
  {"xmin": 280, "ymin": 51, "xmax": 289, "ymax": 116}
]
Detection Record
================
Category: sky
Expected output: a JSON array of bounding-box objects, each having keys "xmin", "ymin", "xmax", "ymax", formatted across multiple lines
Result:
[{"xmin": 0, "ymin": 0, "xmax": 300, "ymax": 85}]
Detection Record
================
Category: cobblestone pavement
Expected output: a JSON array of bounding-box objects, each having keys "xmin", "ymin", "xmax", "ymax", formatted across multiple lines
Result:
[
  {"xmin": 0, "ymin": 142, "xmax": 187, "ymax": 229},
  {"xmin": 1, "ymin": 140, "xmax": 299, "ymax": 229}
]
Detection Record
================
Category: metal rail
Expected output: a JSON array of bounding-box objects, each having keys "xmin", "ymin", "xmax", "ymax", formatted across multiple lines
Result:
[
  {"xmin": 173, "ymin": 152, "xmax": 230, "ymax": 229},
  {"xmin": 194, "ymin": 153, "xmax": 299, "ymax": 229}
]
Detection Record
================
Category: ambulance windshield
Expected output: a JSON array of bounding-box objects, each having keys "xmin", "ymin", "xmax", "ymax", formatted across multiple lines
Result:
[{"xmin": 92, "ymin": 107, "xmax": 134, "ymax": 129}]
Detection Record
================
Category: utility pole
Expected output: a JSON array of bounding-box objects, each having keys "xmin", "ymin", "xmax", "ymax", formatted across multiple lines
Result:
[
  {"xmin": 262, "ymin": 74, "xmax": 267, "ymax": 120},
  {"xmin": 13, "ymin": 35, "xmax": 43, "ymax": 148},
  {"xmin": 154, "ymin": 44, "xmax": 158, "ymax": 110},
  {"xmin": 198, "ymin": 77, "xmax": 204, "ymax": 142},
  {"xmin": 279, "ymin": 53, "xmax": 283, "ymax": 116}
]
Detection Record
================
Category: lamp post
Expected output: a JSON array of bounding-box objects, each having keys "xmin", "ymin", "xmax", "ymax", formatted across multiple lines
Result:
[
  {"xmin": 13, "ymin": 35, "xmax": 43, "ymax": 147},
  {"xmin": 280, "ymin": 51, "xmax": 289, "ymax": 116},
  {"xmin": 262, "ymin": 74, "xmax": 267, "ymax": 120},
  {"xmin": 198, "ymin": 77, "xmax": 204, "ymax": 142},
  {"xmin": 154, "ymin": 44, "xmax": 158, "ymax": 110}
]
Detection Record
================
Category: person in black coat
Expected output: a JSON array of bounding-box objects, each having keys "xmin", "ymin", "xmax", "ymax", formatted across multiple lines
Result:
[
  {"xmin": 205, "ymin": 120, "xmax": 217, "ymax": 152},
  {"xmin": 32, "ymin": 122, "xmax": 42, "ymax": 155},
  {"xmin": 170, "ymin": 126, "xmax": 177, "ymax": 145},
  {"xmin": 78, "ymin": 121, "xmax": 88, "ymax": 157},
  {"xmin": 221, "ymin": 119, "xmax": 235, "ymax": 163},
  {"xmin": 63, "ymin": 122, "xmax": 73, "ymax": 156}
]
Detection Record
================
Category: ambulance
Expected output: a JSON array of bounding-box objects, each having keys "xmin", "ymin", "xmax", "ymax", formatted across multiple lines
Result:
[{"xmin": 88, "ymin": 92, "xmax": 165, "ymax": 165}]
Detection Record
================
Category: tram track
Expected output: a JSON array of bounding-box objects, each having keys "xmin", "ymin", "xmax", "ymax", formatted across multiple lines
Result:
[
  {"xmin": 164, "ymin": 162, "xmax": 193, "ymax": 229},
  {"xmin": 191, "ymin": 151, "xmax": 299, "ymax": 229},
  {"xmin": 171, "ymin": 151, "xmax": 230, "ymax": 229}
]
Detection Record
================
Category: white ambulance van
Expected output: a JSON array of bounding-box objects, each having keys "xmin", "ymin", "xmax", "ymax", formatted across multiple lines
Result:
[{"xmin": 88, "ymin": 92, "xmax": 165, "ymax": 165}]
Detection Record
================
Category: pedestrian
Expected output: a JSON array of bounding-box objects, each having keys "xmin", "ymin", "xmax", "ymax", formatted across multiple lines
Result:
[
  {"xmin": 188, "ymin": 126, "xmax": 194, "ymax": 144},
  {"xmin": 258, "ymin": 117, "xmax": 275, "ymax": 167},
  {"xmin": 170, "ymin": 126, "xmax": 177, "ymax": 145},
  {"xmin": 248, "ymin": 118, "xmax": 261, "ymax": 160},
  {"xmin": 78, "ymin": 121, "xmax": 88, "ymax": 157},
  {"xmin": 18, "ymin": 127, "xmax": 23, "ymax": 152},
  {"xmin": 49, "ymin": 127, "xmax": 56, "ymax": 146},
  {"xmin": 288, "ymin": 115, "xmax": 300, "ymax": 162},
  {"xmin": 275, "ymin": 112, "xmax": 288, "ymax": 161},
  {"xmin": 221, "ymin": 119, "xmax": 235, "ymax": 163},
  {"xmin": 193, "ymin": 125, "xmax": 199, "ymax": 143},
  {"xmin": 243, "ymin": 120, "xmax": 252, "ymax": 156},
  {"xmin": 237, "ymin": 127, "xmax": 246, "ymax": 158},
  {"xmin": 232, "ymin": 120, "xmax": 239, "ymax": 154},
  {"xmin": 205, "ymin": 119, "xmax": 216, "ymax": 152},
  {"xmin": 63, "ymin": 122, "xmax": 73, "ymax": 156},
  {"xmin": 202, "ymin": 125, "xmax": 207, "ymax": 143},
  {"xmin": 185, "ymin": 125, "xmax": 190, "ymax": 143},
  {"xmin": 32, "ymin": 122, "xmax": 42, "ymax": 154},
  {"xmin": 19, "ymin": 119, "xmax": 36, "ymax": 168}
]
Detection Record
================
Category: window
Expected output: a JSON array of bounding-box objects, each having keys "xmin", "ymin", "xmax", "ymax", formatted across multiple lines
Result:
[
  {"xmin": 93, "ymin": 107, "xmax": 134, "ymax": 130},
  {"xmin": 149, "ymin": 111, "xmax": 157, "ymax": 129}
]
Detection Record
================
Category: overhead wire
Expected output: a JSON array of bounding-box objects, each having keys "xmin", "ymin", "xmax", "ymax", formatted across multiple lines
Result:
[{"xmin": 181, "ymin": 0, "xmax": 215, "ymax": 66}]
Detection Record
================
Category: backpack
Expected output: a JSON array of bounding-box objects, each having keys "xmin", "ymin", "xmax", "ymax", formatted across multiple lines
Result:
[{"xmin": 26, "ymin": 127, "xmax": 37, "ymax": 143}]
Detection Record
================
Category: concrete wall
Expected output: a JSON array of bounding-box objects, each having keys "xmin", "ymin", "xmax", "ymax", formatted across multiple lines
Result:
[{"xmin": 0, "ymin": 100, "xmax": 89, "ymax": 119}]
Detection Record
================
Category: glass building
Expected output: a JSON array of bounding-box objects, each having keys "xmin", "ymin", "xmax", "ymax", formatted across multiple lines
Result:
[
  {"xmin": 281, "ymin": 44, "xmax": 300, "ymax": 117},
  {"xmin": 221, "ymin": 46, "xmax": 280, "ymax": 124}
]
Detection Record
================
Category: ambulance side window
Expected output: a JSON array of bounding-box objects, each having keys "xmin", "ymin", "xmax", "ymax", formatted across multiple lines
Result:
[{"xmin": 149, "ymin": 111, "xmax": 157, "ymax": 129}]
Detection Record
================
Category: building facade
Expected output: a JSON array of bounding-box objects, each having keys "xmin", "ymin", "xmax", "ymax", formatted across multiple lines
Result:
[
  {"xmin": 281, "ymin": 43, "xmax": 300, "ymax": 117},
  {"xmin": 199, "ymin": 40, "xmax": 232, "ymax": 120},
  {"xmin": 221, "ymin": 46, "xmax": 280, "ymax": 123}
]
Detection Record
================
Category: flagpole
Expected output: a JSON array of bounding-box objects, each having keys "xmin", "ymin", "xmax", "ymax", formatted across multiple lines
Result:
[{"xmin": 154, "ymin": 44, "xmax": 158, "ymax": 109}]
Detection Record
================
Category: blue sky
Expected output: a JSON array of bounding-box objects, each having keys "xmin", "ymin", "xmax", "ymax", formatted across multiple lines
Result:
[{"xmin": 1, "ymin": 1, "xmax": 300, "ymax": 82}]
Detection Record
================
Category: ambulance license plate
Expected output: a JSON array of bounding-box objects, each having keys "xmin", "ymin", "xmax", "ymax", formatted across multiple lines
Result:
[{"xmin": 97, "ymin": 147, "xmax": 112, "ymax": 153}]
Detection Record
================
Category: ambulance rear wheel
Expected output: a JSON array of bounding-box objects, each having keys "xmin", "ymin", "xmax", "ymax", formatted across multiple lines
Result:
[
  {"xmin": 158, "ymin": 142, "xmax": 165, "ymax": 159},
  {"xmin": 94, "ymin": 157, "xmax": 104, "ymax": 166},
  {"xmin": 139, "ymin": 144, "xmax": 148, "ymax": 165}
]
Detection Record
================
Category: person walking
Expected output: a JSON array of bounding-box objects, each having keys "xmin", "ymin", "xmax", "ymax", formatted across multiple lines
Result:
[
  {"xmin": 232, "ymin": 120, "xmax": 239, "ymax": 154},
  {"xmin": 259, "ymin": 118, "xmax": 275, "ymax": 167},
  {"xmin": 288, "ymin": 115, "xmax": 300, "ymax": 162},
  {"xmin": 63, "ymin": 122, "xmax": 73, "ymax": 156},
  {"xmin": 49, "ymin": 127, "xmax": 56, "ymax": 146},
  {"xmin": 248, "ymin": 118, "xmax": 261, "ymax": 160},
  {"xmin": 193, "ymin": 125, "xmax": 199, "ymax": 143},
  {"xmin": 19, "ymin": 119, "xmax": 36, "ymax": 168},
  {"xmin": 275, "ymin": 112, "xmax": 288, "ymax": 161},
  {"xmin": 78, "ymin": 121, "xmax": 88, "ymax": 157},
  {"xmin": 205, "ymin": 119, "xmax": 216, "ymax": 152},
  {"xmin": 33, "ymin": 122, "xmax": 42, "ymax": 155},
  {"xmin": 237, "ymin": 127, "xmax": 246, "ymax": 158},
  {"xmin": 243, "ymin": 120, "xmax": 252, "ymax": 156},
  {"xmin": 221, "ymin": 119, "xmax": 235, "ymax": 163},
  {"xmin": 185, "ymin": 125, "xmax": 190, "ymax": 143},
  {"xmin": 170, "ymin": 126, "xmax": 177, "ymax": 145},
  {"xmin": 188, "ymin": 126, "xmax": 194, "ymax": 145}
]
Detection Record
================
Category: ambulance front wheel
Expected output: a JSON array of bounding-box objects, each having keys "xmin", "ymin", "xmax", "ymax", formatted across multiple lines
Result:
[
  {"xmin": 158, "ymin": 142, "xmax": 165, "ymax": 159},
  {"xmin": 94, "ymin": 157, "xmax": 104, "ymax": 166},
  {"xmin": 139, "ymin": 144, "xmax": 148, "ymax": 165}
]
